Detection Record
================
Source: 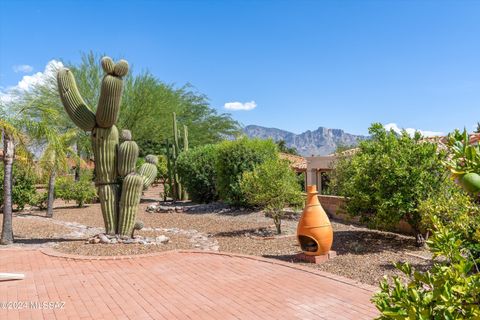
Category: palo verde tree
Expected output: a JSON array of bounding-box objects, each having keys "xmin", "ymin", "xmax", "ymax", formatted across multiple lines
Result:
[
  {"xmin": 57, "ymin": 56, "xmax": 157, "ymax": 236},
  {"xmin": 20, "ymin": 51, "xmax": 240, "ymax": 179},
  {"xmin": 66, "ymin": 52, "xmax": 240, "ymax": 152}
]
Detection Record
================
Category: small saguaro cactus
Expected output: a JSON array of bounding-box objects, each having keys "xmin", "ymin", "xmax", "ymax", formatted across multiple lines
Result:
[{"xmin": 57, "ymin": 56, "xmax": 156, "ymax": 237}]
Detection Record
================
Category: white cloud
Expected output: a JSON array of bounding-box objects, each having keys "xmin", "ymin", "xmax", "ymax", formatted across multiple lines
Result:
[
  {"xmin": 224, "ymin": 100, "xmax": 257, "ymax": 111},
  {"xmin": 384, "ymin": 123, "xmax": 444, "ymax": 138},
  {"xmin": 1, "ymin": 60, "xmax": 63, "ymax": 105},
  {"xmin": 12, "ymin": 64, "xmax": 33, "ymax": 73}
]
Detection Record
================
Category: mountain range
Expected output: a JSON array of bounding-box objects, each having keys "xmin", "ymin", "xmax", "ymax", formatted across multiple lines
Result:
[{"xmin": 243, "ymin": 125, "xmax": 367, "ymax": 156}]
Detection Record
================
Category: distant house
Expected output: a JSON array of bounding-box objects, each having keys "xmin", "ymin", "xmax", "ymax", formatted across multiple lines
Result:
[
  {"xmin": 306, "ymin": 133, "xmax": 480, "ymax": 194},
  {"xmin": 279, "ymin": 152, "xmax": 306, "ymax": 173},
  {"xmin": 305, "ymin": 147, "xmax": 362, "ymax": 193},
  {"xmin": 66, "ymin": 157, "xmax": 95, "ymax": 171},
  {"xmin": 279, "ymin": 152, "xmax": 307, "ymax": 190}
]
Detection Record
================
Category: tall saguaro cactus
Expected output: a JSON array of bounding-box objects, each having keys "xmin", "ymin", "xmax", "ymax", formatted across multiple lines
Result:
[
  {"xmin": 165, "ymin": 113, "xmax": 189, "ymax": 201},
  {"xmin": 57, "ymin": 57, "xmax": 157, "ymax": 236}
]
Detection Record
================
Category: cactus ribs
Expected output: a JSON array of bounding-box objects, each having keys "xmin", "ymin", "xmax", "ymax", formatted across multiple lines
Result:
[{"xmin": 57, "ymin": 57, "xmax": 157, "ymax": 237}]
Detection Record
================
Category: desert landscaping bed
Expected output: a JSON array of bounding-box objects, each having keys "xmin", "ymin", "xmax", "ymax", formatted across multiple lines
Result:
[{"xmin": 2, "ymin": 199, "xmax": 432, "ymax": 286}]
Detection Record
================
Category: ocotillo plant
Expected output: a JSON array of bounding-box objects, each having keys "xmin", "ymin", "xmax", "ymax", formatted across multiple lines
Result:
[
  {"xmin": 57, "ymin": 57, "xmax": 157, "ymax": 236},
  {"xmin": 165, "ymin": 113, "xmax": 189, "ymax": 201}
]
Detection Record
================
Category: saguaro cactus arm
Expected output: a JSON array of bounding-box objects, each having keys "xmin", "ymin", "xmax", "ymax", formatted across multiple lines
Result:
[
  {"xmin": 95, "ymin": 58, "xmax": 129, "ymax": 128},
  {"xmin": 138, "ymin": 155, "xmax": 158, "ymax": 189},
  {"xmin": 118, "ymin": 130, "xmax": 139, "ymax": 177},
  {"xmin": 118, "ymin": 173, "xmax": 144, "ymax": 236},
  {"xmin": 57, "ymin": 69, "xmax": 96, "ymax": 131}
]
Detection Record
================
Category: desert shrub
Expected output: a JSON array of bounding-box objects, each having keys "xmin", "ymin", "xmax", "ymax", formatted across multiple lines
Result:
[
  {"xmin": 330, "ymin": 123, "xmax": 446, "ymax": 240},
  {"xmin": 156, "ymin": 155, "xmax": 168, "ymax": 181},
  {"xmin": 0, "ymin": 163, "xmax": 37, "ymax": 211},
  {"xmin": 177, "ymin": 144, "xmax": 219, "ymax": 203},
  {"xmin": 55, "ymin": 170, "xmax": 96, "ymax": 207},
  {"xmin": 240, "ymin": 159, "xmax": 303, "ymax": 233},
  {"xmin": 215, "ymin": 138, "xmax": 278, "ymax": 206},
  {"xmin": 30, "ymin": 192, "xmax": 48, "ymax": 210}
]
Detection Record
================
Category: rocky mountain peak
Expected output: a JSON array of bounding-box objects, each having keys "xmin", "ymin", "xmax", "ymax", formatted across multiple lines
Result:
[{"xmin": 243, "ymin": 125, "xmax": 367, "ymax": 156}]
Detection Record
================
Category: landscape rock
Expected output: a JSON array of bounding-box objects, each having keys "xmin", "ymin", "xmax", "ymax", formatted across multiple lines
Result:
[
  {"xmin": 155, "ymin": 235, "xmax": 170, "ymax": 244},
  {"xmin": 98, "ymin": 233, "xmax": 111, "ymax": 244},
  {"xmin": 145, "ymin": 201, "xmax": 252, "ymax": 216}
]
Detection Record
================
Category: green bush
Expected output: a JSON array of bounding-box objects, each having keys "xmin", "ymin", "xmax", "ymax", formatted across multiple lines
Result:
[
  {"xmin": 177, "ymin": 144, "xmax": 218, "ymax": 203},
  {"xmin": 374, "ymin": 188, "xmax": 480, "ymax": 319},
  {"xmin": 419, "ymin": 180, "xmax": 480, "ymax": 255},
  {"xmin": 372, "ymin": 130, "xmax": 480, "ymax": 319},
  {"xmin": 55, "ymin": 170, "xmax": 96, "ymax": 207},
  {"xmin": 0, "ymin": 163, "xmax": 37, "ymax": 211},
  {"xmin": 329, "ymin": 123, "xmax": 446, "ymax": 240},
  {"xmin": 30, "ymin": 192, "xmax": 48, "ymax": 210},
  {"xmin": 240, "ymin": 159, "xmax": 303, "ymax": 233},
  {"xmin": 215, "ymin": 138, "xmax": 278, "ymax": 206},
  {"xmin": 372, "ymin": 216, "xmax": 480, "ymax": 319}
]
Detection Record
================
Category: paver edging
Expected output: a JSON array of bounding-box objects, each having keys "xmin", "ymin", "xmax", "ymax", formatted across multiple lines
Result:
[
  {"xmin": 39, "ymin": 247, "xmax": 175, "ymax": 260},
  {"xmin": 38, "ymin": 247, "xmax": 378, "ymax": 293}
]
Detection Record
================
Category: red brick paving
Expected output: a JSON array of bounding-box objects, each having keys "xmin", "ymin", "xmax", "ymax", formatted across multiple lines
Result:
[{"xmin": 0, "ymin": 248, "xmax": 379, "ymax": 319}]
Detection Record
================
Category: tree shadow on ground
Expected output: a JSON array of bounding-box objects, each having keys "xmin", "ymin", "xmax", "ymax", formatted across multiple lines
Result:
[
  {"xmin": 262, "ymin": 253, "xmax": 302, "ymax": 263},
  {"xmin": 262, "ymin": 228, "xmax": 423, "ymax": 263},
  {"xmin": 214, "ymin": 227, "xmax": 275, "ymax": 238},
  {"xmin": 52, "ymin": 205, "xmax": 92, "ymax": 210},
  {"xmin": 216, "ymin": 210, "xmax": 257, "ymax": 217},
  {"xmin": 331, "ymin": 229, "xmax": 420, "ymax": 255},
  {"xmin": 140, "ymin": 198, "xmax": 159, "ymax": 203},
  {"xmin": 12, "ymin": 238, "xmax": 85, "ymax": 245},
  {"xmin": 378, "ymin": 261, "xmax": 433, "ymax": 275}
]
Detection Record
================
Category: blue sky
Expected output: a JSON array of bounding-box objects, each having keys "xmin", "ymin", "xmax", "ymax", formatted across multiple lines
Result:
[{"xmin": 1, "ymin": 0, "xmax": 479, "ymax": 135}]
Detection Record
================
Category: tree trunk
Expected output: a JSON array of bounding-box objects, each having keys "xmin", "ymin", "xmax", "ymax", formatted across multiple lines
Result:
[
  {"xmin": 74, "ymin": 142, "xmax": 80, "ymax": 181},
  {"xmin": 273, "ymin": 214, "xmax": 282, "ymax": 234},
  {"xmin": 1, "ymin": 132, "xmax": 15, "ymax": 245},
  {"xmin": 46, "ymin": 170, "xmax": 56, "ymax": 218}
]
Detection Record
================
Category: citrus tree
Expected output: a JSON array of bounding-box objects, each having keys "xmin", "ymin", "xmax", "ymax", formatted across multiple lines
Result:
[
  {"xmin": 330, "ymin": 123, "xmax": 446, "ymax": 244},
  {"xmin": 372, "ymin": 129, "xmax": 480, "ymax": 319}
]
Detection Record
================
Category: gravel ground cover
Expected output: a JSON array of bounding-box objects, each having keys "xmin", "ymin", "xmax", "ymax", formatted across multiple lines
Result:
[{"xmin": 2, "ymin": 198, "xmax": 431, "ymax": 286}]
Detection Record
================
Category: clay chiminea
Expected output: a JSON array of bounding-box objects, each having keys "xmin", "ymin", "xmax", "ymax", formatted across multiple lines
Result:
[{"xmin": 297, "ymin": 185, "xmax": 333, "ymax": 255}]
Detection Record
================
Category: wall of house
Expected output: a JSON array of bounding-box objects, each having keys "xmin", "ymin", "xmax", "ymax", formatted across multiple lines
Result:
[{"xmin": 318, "ymin": 195, "xmax": 414, "ymax": 235}]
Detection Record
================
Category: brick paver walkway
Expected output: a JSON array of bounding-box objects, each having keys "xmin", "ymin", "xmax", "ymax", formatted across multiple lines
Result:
[{"xmin": 0, "ymin": 249, "xmax": 378, "ymax": 319}]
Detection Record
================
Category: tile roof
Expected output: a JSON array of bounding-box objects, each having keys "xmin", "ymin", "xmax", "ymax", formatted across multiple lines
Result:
[{"xmin": 279, "ymin": 152, "xmax": 307, "ymax": 171}]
